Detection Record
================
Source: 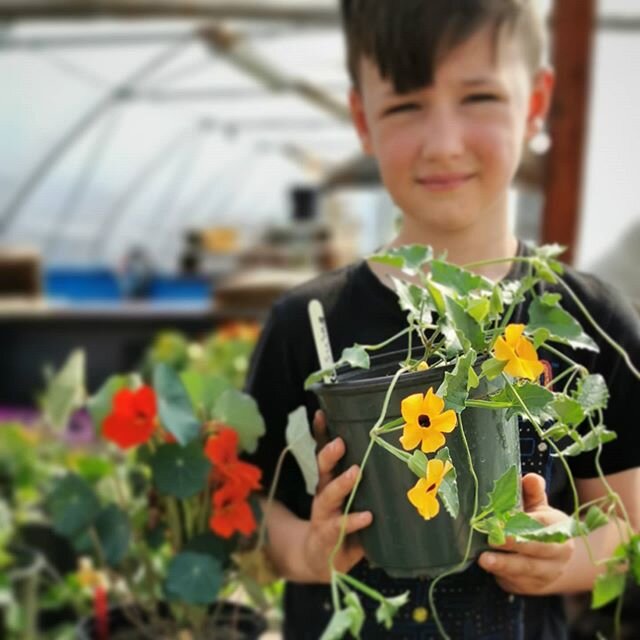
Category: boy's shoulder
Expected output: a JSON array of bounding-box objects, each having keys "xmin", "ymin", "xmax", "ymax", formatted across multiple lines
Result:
[{"xmin": 271, "ymin": 260, "xmax": 367, "ymax": 321}]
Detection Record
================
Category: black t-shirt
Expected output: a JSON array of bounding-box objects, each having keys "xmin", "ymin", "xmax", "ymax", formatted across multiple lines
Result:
[{"xmin": 246, "ymin": 243, "xmax": 640, "ymax": 640}]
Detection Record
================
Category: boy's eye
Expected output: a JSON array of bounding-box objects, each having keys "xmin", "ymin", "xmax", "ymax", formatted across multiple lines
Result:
[
  {"xmin": 383, "ymin": 103, "xmax": 419, "ymax": 116},
  {"xmin": 464, "ymin": 93, "xmax": 500, "ymax": 104}
]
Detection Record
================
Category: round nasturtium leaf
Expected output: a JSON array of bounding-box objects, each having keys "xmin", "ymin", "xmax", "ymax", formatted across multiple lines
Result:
[
  {"xmin": 94, "ymin": 504, "xmax": 132, "ymax": 567},
  {"xmin": 46, "ymin": 474, "xmax": 100, "ymax": 538},
  {"xmin": 164, "ymin": 551, "xmax": 223, "ymax": 606},
  {"xmin": 150, "ymin": 441, "xmax": 211, "ymax": 499}
]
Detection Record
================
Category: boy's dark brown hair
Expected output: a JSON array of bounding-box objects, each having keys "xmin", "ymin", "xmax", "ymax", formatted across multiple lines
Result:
[{"xmin": 341, "ymin": 0, "xmax": 545, "ymax": 93}]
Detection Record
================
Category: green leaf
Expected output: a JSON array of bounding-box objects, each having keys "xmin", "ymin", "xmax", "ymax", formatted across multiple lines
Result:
[
  {"xmin": 340, "ymin": 345, "xmax": 370, "ymax": 371},
  {"xmin": 550, "ymin": 396, "xmax": 585, "ymax": 428},
  {"xmin": 285, "ymin": 406, "xmax": 319, "ymax": 495},
  {"xmin": 503, "ymin": 511, "xmax": 544, "ymax": 538},
  {"xmin": 153, "ymin": 363, "xmax": 201, "ymax": 446},
  {"xmin": 425, "ymin": 279, "xmax": 447, "ymax": 317},
  {"xmin": 553, "ymin": 426, "xmax": 617, "ymax": 457},
  {"xmin": 467, "ymin": 366, "xmax": 480, "ymax": 390},
  {"xmin": 164, "ymin": 551, "xmax": 223, "ymax": 606},
  {"xmin": 445, "ymin": 298, "xmax": 485, "ymax": 352},
  {"xmin": 540, "ymin": 292, "xmax": 562, "ymax": 306},
  {"xmin": 46, "ymin": 474, "xmax": 100, "ymax": 537},
  {"xmin": 490, "ymin": 382, "xmax": 555, "ymax": 421},
  {"xmin": 94, "ymin": 505, "xmax": 131, "ymax": 567},
  {"xmin": 485, "ymin": 517, "xmax": 506, "ymax": 546},
  {"xmin": 575, "ymin": 374, "xmax": 609, "ymax": 414},
  {"xmin": 481, "ymin": 357, "xmax": 507, "ymax": 381},
  {"xmin": 431, "ymin": 260, "xmax": 493, "ymax": 296},
  {"xmin": 584, "ymin": 506, "xmax": 609, "ymax": 532},
  {"xmin": 466, "ymin": 298, "xmax": 491, "ymax": 324},
  {"xmin": 88, "ymin": 375, "xmax": 127, "ymax": 433},
  {"xmin": 41, "ymin": 350, "xmax": 86, "ymax": 432},
  {"xmin": 184, "ymin": 532, "xmax": 235, "ymax": 569},
  {"xmin": 150, "ymin": 441, "xmax": 211, "ymax": 499},
  {"xmin": 390, "ymin": 277, "xmax": 432, "ymax": 325},
  {"xmin": 533, "ymin": 243, "xmax": 567, "ymax": 261},
  {"xmin": 344, "ymin": 591, "xmax": 365, "ymax": 638},
  {"xmin": 435, "ymin": 448, "xmax": 459, "ymax": 519},
  {"xmin": 484, "ymin": 465, "xmax": 519, "ymax": 516},
  {"xmin": 304, "ymin": 367, "xmax": 335, "ymax": 390},
  {"xmin": 592, "ymin": 571, "xmax": 626, "ymax": 609},
  {"xmin": 408, "ymin": 450, "xmax": 428, "ymax": 479},
  {"xmin": 212, "ymin": 389, "xmax": 265, "ymax": 454},
  {"xmin": 490, "ymin": 287, "xmax": 504, "ymax": 316},
  {"xmin": 369, "ymin": 245, "xmax": 433, "ymax": 276},
  {"xmin": 74, "ymin": 455, "xmax": 115, "ymax": 483},
  {"xmin": 436, "ymin": 350, "xmax": 477, "ymax": 412},
  {"xmin": 320, "ymin": 609, "xmax": 354, "ymax": 640},
  {"xmin": 180, "ymin": 372, "xmax": 233, "ymax": 420},
  {"xmin": 532, "ymin": 328, "xmax": 551, "ymax": 350},
  {"xmin": 528, "ymin": 298, "xmax": 598, "ymax": 352},
  {"xmin": 515, "ymin": 516, "xmax": 584, "ymax": 543},
  {"xmin": 375, "ymin": 592, "xmax": 410, "ymax": 630}
]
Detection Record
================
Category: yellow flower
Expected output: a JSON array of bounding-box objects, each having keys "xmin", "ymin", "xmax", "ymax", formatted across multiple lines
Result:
[
  {"xmin": 407, "ymin": 459, "xmax": 453, "ymax": 520},
  {"xmin": 399, "ymin": 388, "xmax": 457, "ymax": 453},
  {"xmin": 493, "ymin": 324, "xmax": 545, "ymax": 381},
  {"xmin": 76, "ymin": 557, "xmax": 110, "ymax": 591}
]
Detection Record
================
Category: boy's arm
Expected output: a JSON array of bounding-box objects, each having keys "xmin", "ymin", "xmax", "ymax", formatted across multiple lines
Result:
[
  {"xmin": 479, "ymin": 468, "xmax": 640, "ymax": 595},
  {"xmin": 261, "ymin": 433, "xmax": 373, "ymax": 584}
]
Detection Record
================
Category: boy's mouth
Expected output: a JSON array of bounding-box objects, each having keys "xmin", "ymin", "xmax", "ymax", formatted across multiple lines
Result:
[{"xmin": 416, "ymin": 172, "xmax": 475, "ymax": 192}]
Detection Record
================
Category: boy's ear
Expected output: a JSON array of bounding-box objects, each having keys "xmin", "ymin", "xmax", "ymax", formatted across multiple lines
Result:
[
  {"xmin": 526, "ymin": 67, "xmax": 555, "ymax": 139},
  {"xmin": 349, "ymin": 89, "xmax": 373, "ymax": 156}
]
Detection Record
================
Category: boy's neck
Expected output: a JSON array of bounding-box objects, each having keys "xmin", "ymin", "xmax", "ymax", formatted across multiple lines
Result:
[{"xmin": 368, "ymin": 216, "xmax": 519, "ymax": 286}]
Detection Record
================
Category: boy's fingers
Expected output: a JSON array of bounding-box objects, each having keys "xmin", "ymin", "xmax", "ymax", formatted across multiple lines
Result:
[
  {"xmin": 522, "ymin": 473, "xmax": 549, "ymax": 510},
  {"xmin": 314, "ymin": 464, "xmax": 359, "ymax": 517},
  {"xmin": 312, "ymin": 409, "xmax": 330, "ymax": 450},
  {"xmin": 316, "ymin": 437, "xmax": 345, "ymax": 491}
]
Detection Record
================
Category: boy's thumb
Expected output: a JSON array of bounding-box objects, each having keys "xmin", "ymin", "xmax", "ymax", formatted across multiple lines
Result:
[{"xmin": 522, "ymin": 473, "xmax": 549, "ymax": 510}]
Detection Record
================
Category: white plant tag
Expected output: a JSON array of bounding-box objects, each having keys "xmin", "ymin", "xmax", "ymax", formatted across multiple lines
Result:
[{"xmin": 308, "ymin": 299, "xmax": 334, "ymax": 381}]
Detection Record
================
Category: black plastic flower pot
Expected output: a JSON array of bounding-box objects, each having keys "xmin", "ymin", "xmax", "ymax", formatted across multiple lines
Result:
[
  {"xmin": 75, "ymin": 601, "xmax": 268, "ymax": 640},
  {"xmin": 312, "ymin": 350, "xmax": 520, "ymax": 578}
]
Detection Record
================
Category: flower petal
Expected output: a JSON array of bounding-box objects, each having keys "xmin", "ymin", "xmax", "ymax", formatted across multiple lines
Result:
[
  {"xmin": 400, "ymin": 423, "xmax": 423, "ymax": 451},
  {"xmin": 505, "ymin": 324, "xmax": 525, "ymax": 347},
  {"xmin": 504, "ymin": 357, "xmax": 532, "ymax": 379},
  {"xmin": 514, "ymin": 334, "xmax": 538, "ymax": 361},
  {"xmin": 493, "ymin": 336, "xmax": 517, "ymax": 363},
  {"xmin": 407, "ymin": 479, "xmax": 428, "ymax": 516},
  {"xmin": 420, "ymin": 428, "xmax": 446, "ymax": 453},
  {"xmin": 423, "ymin": 388, "xmax": 444, "ymax": 417},
  {"xmin": 401, "ymin": 393, "xmax": 424, "ymax": 424},
  {"xmin": 431, "ymin": 410, "xmax": 457, "ymax": 434},
  {"xmin": 423, "ymin": 494, "xmax": 441, "ymax": 519}
]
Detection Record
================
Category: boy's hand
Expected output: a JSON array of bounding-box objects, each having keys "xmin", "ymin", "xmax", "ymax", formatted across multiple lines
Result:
[
  {"xmin": 478, "ymin": 473, "xmax": 575, "ymax": 595},
  {"xmin": 303, "ymin": 410, "xmax": 373, "ymax": 582}
]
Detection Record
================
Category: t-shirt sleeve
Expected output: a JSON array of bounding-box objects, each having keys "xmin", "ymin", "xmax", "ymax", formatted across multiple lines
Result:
[
  {"xmin": 243, "ymin": 301, "xmax": 311, "ymax": 514},
  {"xmin": 568, "ymin": 282, "xmax": 640, "ymax": 479}
]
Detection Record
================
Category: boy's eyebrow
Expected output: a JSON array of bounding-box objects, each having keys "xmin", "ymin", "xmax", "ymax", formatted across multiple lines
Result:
[{"xmin": 460, "ymin": 76, "xmax": 499, "ymax": 87}]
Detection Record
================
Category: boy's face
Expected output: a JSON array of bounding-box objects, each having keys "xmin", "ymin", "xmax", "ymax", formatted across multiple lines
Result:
[{"xmin": 349, "ymin": 25, "xmax": 553, "ymax": 236}]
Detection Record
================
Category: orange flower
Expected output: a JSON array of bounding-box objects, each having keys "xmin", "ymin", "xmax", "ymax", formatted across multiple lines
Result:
[
  {"xmin": 493, "ymin": 324, "xmax": 545, "ymax": 381},
  {"xmin": 399, "ymin": 388, "xmax": 457, "ymax": 453},
  {"xmin": 216, "ymin": 322, "xmax": 261, "ymax": 342},
  {"xmin": 102, "ymin": 386, "xmax": 157, "ymax": 450},
  {"xmin": 209, "ymin": 484, "xmax": 257, "ymax": 538},
  {"xmin": 205, "ymin": 428, "xmax": 262, "ymax": 498},
  {"xmin": 407, "ymin": 459, "xmax": 453, "ymax": 520}
]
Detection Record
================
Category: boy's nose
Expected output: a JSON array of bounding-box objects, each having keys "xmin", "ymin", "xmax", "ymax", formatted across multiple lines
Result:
[{"xmin": 418, "ymin": 109, "xmax": 465, "ymax": 162}]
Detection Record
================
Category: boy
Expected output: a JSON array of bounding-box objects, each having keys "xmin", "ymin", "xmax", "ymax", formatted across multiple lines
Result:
[{"xmin": 246, "ymin": 1, "xmax": 640, "ymax": 638}]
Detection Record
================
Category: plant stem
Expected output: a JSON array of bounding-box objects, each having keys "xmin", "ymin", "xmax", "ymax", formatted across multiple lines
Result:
[
  {"xmin": 257, "ymin": 444, "xmax": 290, "ymax": 550},
  {"xmin": 461, "ymin": 257, "xmax": 531, "ymax": 270},
  {"xmin": 329, "ymin": 366, "xmax": 406, "ymax": 573},
  {"xmin": 504, "ymin": 377, "xmax": 581, "ymax": 517},
  {"xmin": 338, "ymin": 571, "xmax": 387, "ymax": 603},
  {"xmin": 372, "ymin": 436, "xmax": 411, "ymax": 464},
  {"xmin": 557, "ymin": 276, "xmax": 640, "ymax": 381},
  {"xmin": 465, "ymin": 400, "xmax": 514, "ymax": 409},
  {"xmin": 428, "ymin": 413, "xmax": 479, "ymax": 640},
  {"xmin": 363, "ymin": 327, "xmax": 414, "ymax": 353}
]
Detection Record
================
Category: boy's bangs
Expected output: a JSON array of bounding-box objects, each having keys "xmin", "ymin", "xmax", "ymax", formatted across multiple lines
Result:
[{"xmin": 344, "ymin": 0, "xmax": 527, "ymax": 94}]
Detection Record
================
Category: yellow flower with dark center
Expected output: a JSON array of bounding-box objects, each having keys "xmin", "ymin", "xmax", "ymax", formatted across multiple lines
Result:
[
  {"xmin": 407, "ymin": 459, "xmax": 453, "ymax": 520},
  {"xmin": 493, "ymin": 323, "xmax": 545, "ymax": 381},
  {"xmin": 399, "ymin": 388, "xmax": 457, "ymax": 453}
]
